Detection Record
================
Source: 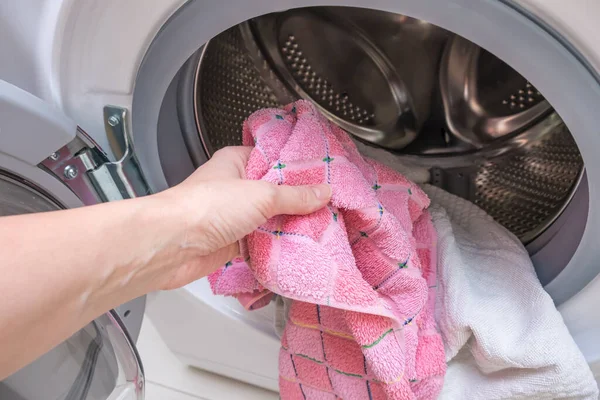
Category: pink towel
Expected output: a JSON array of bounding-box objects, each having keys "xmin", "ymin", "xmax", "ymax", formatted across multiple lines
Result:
[{"xmin": 209, "ymin": 101, "xmax": 446, "ymax": 399}]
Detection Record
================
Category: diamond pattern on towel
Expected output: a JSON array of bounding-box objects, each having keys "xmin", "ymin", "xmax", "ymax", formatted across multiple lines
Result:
[{"xmin": 210, "ymin": 101, "xmax": 446, "ymax": 399}]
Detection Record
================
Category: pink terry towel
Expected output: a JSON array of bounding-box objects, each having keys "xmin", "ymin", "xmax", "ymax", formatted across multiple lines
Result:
[{"xmin": 209, "ymin": 101, "xmax": 446, "ymax": 399}]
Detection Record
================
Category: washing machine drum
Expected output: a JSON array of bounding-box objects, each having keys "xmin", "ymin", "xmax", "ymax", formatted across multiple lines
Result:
[{"xmin": 192, "ymin": 7, "xmax": 583, "ymax": 252}]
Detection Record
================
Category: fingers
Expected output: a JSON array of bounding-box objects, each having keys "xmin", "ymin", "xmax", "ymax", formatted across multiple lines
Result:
[
  {"xmin": 270, "ymin": 184, "xmax": 332, "ymax": 216},
  {"xmin": 190, "ymin": 147, "xmax": 253, "ymax": 181},
  {"xmin": 159, "ymin": 242, "xmax": 240, "ymax": 290},
  {"xmin": 201, "ymin": 242, "xmax": 240, "ymax": 275},
  {"xmin": 212, "ymin": 146, "xmax": 253, "ymax": 177}
]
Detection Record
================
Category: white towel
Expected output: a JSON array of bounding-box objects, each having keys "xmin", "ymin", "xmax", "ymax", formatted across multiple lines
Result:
[
  {"xmin": 352, "ymin": 140, "xmax": 431, "ymax": 184},
  {"xmin": 423, "ymin": 185, "xmax": 598, "ymax": 399}
]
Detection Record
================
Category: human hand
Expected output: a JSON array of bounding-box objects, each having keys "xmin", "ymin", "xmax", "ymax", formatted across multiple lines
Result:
[
  {"xmin": 0, "ymin": 146, "xmax": 330, "ymax": 378},
  {"xmin": 151, "ymin": 146, "xmax": 331, "ymax": 290}
]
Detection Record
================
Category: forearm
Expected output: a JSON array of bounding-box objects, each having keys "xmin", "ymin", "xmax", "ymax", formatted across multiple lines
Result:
[
  {"xmin": 0, "ymin": 194, "xmax": 193, "ymax": 379},
  {"xmin": 0, "ymin": 145, "xmax": 331, "ymax": 380}
]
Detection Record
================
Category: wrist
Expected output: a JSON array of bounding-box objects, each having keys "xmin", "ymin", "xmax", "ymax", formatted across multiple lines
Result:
[{"xmin": 131, "ymin": 192, "xmax": 205, "ymax": 290}]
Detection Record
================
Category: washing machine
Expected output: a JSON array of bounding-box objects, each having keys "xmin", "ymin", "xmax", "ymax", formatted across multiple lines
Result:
[{"xmin": 2, "ymin": 0, "xmax": 600, "ymax": 397}]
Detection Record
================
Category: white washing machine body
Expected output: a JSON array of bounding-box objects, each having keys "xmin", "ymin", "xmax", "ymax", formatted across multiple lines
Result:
[
  {"xmin": 3, "ymin": 0, "xmax": 600, "ymax": 395},
  {"xmin": 0, "ymin": 80, "xmax": 147, "ymax": 399}
]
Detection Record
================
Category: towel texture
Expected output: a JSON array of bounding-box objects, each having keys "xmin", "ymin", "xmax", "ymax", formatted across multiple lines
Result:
[
  {"xmin": 209, "ymin": 101, "xmax": 446, "ymax": 399},
  {"xmin": 351, "ymin": 140, "xmax": 431, "ymax": 185},
  {"xmin": 423, "ymin": 185, "xmax": 598, "ymax": 399},
  {"xmin": 275, "ymin": 184, "xmax": 599, "ymax": 399}
]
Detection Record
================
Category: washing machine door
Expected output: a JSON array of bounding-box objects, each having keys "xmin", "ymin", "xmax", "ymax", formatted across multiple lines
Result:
[{"xmin": 0, "ymin": 80, "xmax": 149, "ymax": 400}]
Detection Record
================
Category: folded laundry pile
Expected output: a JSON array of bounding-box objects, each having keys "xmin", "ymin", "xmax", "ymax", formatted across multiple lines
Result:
[
  {"xmin": 209, "ymin": 100, "xmax": 446, "ymax": 399},
  {"xmin": 209, "ymin": 100, "xmax": 598, "ymax": 399}
]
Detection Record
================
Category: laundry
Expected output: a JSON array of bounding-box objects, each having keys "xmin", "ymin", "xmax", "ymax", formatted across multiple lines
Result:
[
  {"xmin": 423, "ymin": 185, "xmax": 598, "ymax": 399},
  {"xmin": 208, "ymin": 100, "xmax": 597, "ymax": 399},
  {"xmin": 351, "ymin": 140, "xmax": 431, "ymax": 185},
  {"xmin": 273, "ymin": 185, "xmax": 599, "ymax": 399},
  {"xmin": 209, "ymin": 100, "xmax": 447, "ymax": 399}
]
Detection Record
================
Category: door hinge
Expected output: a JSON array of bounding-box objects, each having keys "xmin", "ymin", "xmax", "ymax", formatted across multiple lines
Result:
[{"xmin": 40, "ymin": 106, "xmax": 152, "ymax": 205}]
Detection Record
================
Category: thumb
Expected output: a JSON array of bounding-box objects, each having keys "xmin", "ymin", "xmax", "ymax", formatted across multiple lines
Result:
[{"xmin": 270, "ymin": 184, "xmax": 332, "ymax": 216}]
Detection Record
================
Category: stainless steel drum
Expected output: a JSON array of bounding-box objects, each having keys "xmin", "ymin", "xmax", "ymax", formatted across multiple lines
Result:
[{"xmin": 193, "ymin": 7, "xmax": 584, "ymax": 244}]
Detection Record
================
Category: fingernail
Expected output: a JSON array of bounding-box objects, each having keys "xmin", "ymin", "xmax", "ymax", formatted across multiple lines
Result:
[{"xmin": 312, "ymin": 185, "xmax": 331, "ymax": 200}]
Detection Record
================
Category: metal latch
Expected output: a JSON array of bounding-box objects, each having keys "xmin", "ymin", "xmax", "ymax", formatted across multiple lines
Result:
[{"xmin": 40, "ymin": 106, "xmax": 152, "ymax": 206}]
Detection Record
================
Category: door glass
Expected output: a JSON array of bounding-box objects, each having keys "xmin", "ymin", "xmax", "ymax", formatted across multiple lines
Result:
[
  {"xmin": 0, "ymin": 313, "xmax": 144, "ymax": 400},
  {"xmin": 0, "ymin": 173, "xmax": 144, "ymax": 399}
]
